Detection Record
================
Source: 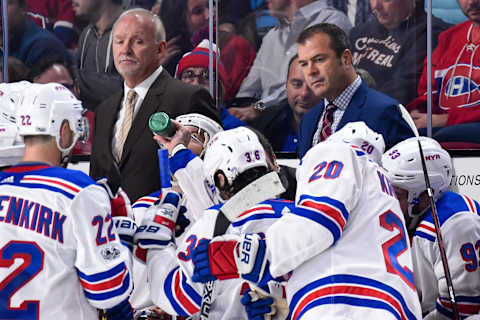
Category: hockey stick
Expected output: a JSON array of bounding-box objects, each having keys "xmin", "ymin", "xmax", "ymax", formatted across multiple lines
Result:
[
  {"xmin": 198, "ymin": 171, "xmax": 286, "ymax": 319},
  {"xmin": 397, "ymin": 104, "xmax": 459, "ymax": 320}
]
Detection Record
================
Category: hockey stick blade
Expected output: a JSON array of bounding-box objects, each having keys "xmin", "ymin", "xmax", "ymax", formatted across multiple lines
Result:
[
  {"xmin": 221, "ymin": 171, "xmax": 286, "ymax": 222},
  {"xmin": 397, "ymin": 104, "xmax": 420, "ymax": 137}
]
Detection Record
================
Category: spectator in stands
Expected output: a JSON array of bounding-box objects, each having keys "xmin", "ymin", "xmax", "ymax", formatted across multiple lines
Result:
[
  {"xmin": 297, "ymin": 23, "xmax": 414, "ymax": 158},
  {"xmin": 2, "ymin": 0, "xmax": 71, "ymax": 68},
  {"xmin": 230, "ymin": 0, "xmax": 352, "ymax": 122},
  {"xmin": 28, "ymin": 56, "xmax": 94, "ymax": 155},
  {"xmin": 90, "ymin": 8, "xmax": 219, "ymax": 202},
  {"xmin": 330, "ymin": 0, "xmax": 372, "ymax": 26},
  {"xmin": 252, "ymin": 55, "xmax": 321, "ymax": 152},
  {"xmin": 189, "ymin": 25, "xmax": 257, "ymax": 98},
  {"xmin": 349, "ymin": 0, "xmax": 450, "ymax": 106},
  {"xmin": 26, "ymin": 0, "xmax": 76, "ymax": 48},
  {"xmin": 407, "ymin": 0, "xmax": 480, "ymax": 146},
  {"xmin": 73, "ymin": 0, "xmax": 124, "ymax": 111},
  {"xmin": 28, "ymin": 56, "xmax": 76, "ymax": 95},
  {"xmin": 159, "ymin": 0, "xmax": 209, "ymax": 75},
  {"xmin": 0, "ymin": 57, "xmax": 30, "ymax": 82},
  {"xmin": 175, "ymin": 39, "xmax": 246, "ymax": 130}
]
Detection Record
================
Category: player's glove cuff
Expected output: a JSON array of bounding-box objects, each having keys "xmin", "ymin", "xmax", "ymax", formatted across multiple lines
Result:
[
  {"xmin": 113, "ymin": 216, "xmax": 137, "ymax": 252},
  {"xmin": 235, "ymin": 233, "xmax": 268, "ymax": 284},
  {"xmin": 134, "ymin": 191, "xmax": 182, "ymax": 250}
]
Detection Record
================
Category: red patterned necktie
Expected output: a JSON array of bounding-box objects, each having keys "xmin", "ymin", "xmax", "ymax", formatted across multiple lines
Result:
[{"xmin": 320, "ymin": 103, "xmax": 337, "ymax": 142}]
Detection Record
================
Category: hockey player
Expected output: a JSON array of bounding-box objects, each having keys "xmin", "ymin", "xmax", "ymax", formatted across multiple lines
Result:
[
  {"xmin": 0, "ymin": 81, "xmax": 31, "ymax": 168},
  {"xmin": 134, "ymin": 127, "xmax": 292, "ymax": 319},
  {"xmin": 0, "ymin": 83, "xmax": 134, "ymax": 319},
  {"xmin": 191, "ymin": 131, "xmax": 423, "ymax": 319},
  {"xmin": 326, "ymin": 121, "xmax": 385, "ymax": 164},
  {"xmin": 382, "ymin": 137, "xmax": 480, "ymax": 319}
]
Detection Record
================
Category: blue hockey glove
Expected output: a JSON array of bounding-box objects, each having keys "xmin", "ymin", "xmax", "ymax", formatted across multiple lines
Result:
[
  {"xmin": 103, "ymin": 299, "xmax": 134, "ymax": 320},
  {"xmin": 241, "ymin": 288, "xmax": 275, "ymax": 320}
]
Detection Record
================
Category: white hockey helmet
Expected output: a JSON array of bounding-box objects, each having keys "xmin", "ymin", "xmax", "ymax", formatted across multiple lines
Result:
[
  {"xmin": 176, "ymin": 113, "xmax": 223, "ymax": 141},
  {"xmin": 327, "ymin": 121, "xmax": 385, "ymax": 164},
  {"xmin": 381, "ymin": 136, "xmax": 452, "ymax": 217},
  {"xmin": 16, "ymin": 83, "xmax": 89, "ymax": 160},
  {"xmin": 203, "ymin": 127, "xmax": 268, "ymax": 202},
  {"xmin": 0, "ymin": 81, "xmax": 32, "ymax": 167}
]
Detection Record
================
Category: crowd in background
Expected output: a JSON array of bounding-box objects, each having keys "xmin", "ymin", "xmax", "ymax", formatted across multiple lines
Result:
[{"xmin": 1, "ymin": 0, "xmax": 480, "ymax": 157}]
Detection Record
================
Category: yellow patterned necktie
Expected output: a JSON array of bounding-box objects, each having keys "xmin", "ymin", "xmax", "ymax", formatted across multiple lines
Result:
[{"xmin": 115, "ymin": 89, "xmax": 137, "ymax": 161}]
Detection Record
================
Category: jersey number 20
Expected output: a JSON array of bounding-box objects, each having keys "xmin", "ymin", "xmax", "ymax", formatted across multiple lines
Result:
[{"xmin": 0, "ymin": 241, "xmax": 44, "ymax": 319}]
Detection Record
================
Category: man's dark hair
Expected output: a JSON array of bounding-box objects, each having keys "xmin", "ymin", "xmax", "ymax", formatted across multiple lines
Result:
[
  {"xmin": 286, "ymin": 54, "xmax": 299, "ymax": 80},
  {"xmin": 27, "ymin": 55, "xmax": 76, "ymax": 83},
  {"xmin": 112, "ymin": 0, "xmax": 124, "ymax": 5},
  {"xmin": 297, "ymin": 23, "xmax": 351, "ymax": 58}
]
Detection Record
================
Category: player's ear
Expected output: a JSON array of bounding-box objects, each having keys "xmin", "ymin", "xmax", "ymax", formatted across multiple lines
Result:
[
  {"xmin": 59, "ymin": 120, "xmax": 73, "ymax": 149},
  {"xmin": 214, "ymin": 171, "xmax": 227, "ymax": 190}
]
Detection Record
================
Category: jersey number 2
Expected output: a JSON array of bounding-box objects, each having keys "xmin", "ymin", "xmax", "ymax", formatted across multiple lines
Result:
[
  {"xmin": 379, "ymin": 210, "xmax": 416, "ymax": 290},
  {"xmin": 0, "ymin": 241, "xmax": 44, "ymax": 319}
]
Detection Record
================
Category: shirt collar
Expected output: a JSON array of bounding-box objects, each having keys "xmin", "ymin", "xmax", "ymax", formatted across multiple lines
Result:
[
  {"xmin": 324, "ymin": 76, "xmax": 362, "ymax": 110},
  {"xmin": 123, "ymin": 65, "xmax": 163, "ymax": 100}
]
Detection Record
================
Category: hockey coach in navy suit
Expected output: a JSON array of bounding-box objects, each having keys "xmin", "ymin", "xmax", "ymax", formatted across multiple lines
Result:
[{"xmin": 296, "ymin": 23, "xmax": 414, "ymax": 158}]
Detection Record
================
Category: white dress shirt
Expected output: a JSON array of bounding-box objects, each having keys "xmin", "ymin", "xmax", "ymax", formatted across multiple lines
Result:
[{"xmin": 112, "ymin": 66, "xmax": 164, "ymax": 154}]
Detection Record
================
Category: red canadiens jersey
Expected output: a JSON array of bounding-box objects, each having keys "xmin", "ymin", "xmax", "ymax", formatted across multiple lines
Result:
[
  {"xmin": 26, "ymin": 0, "xmax": 74, "ymax": 31},
  {"xmin": 408, "ymin": 21, "xmax": 480, "ymax": 126}
]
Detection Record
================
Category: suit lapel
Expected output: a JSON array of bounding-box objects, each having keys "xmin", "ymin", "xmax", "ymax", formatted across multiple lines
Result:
[
  {"xmin": 308, "ymin": 102, "xmax": 325, "ymax": 143},
  {"xmin": 120, "ymin": 71, "xmax": 169, "ymax": 164},
  {"xmin": 338, "ymin": 81, "xmax": 367, "ymax": 129},
  {"xmin": 104, "ymin": 92, "xmax": 123, "ymax": 156}
]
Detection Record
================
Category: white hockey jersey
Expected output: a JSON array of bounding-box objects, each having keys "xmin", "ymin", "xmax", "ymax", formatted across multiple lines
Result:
[
  {"xmin": 147, "ymin": 199, "xmax": 294, "ymax": 319},
  {"xmin": 266, "ymin": 142, "xmax": 422, "ymax": 320},
  {"xmin": 0, "ymin": 163, "xmax": 132, "ymax": 319},
  {"xmin": 412, "ymin": 191, "xmax": 480, "ymax": 318},
  {"xmin": 169, "ymin": 148, "xmax": 216, "ymax": 222}
]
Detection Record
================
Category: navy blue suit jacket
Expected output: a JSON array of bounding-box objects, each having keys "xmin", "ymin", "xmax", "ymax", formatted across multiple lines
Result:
[{"xmin": 298, "ymin": 81, "xmax": 414, "ymax": 158}]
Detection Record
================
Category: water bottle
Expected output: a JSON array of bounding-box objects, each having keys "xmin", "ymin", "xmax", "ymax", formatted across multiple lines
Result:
[{"xmin": 148, "ymin": 112, "xmax": 176, "ymax": 137}]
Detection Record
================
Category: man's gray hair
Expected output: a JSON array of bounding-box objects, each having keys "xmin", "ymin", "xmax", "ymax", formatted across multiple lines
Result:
[{"xmin": 114, "ymin": 8, "xmax": 166, "ymax": 43}]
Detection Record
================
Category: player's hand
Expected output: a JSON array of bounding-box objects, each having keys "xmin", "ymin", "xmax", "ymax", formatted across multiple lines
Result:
[
  {"xmin": 241, "ymin": 288, "xmax": 275, "ymax": 320},
  {"xmin": 153, "ymin": 120, "xmax": 191, "ymax": 156},
  {"xmin": 97, "ymin": 178, "xmax": 136, "ymax": 251},
  {"xmin": 242, "ymin": 283, "xmax": 289, "ymax": 320},
  {"xmin": 134, "ymin": 190, "xmax": 183, "ymax": 250}
]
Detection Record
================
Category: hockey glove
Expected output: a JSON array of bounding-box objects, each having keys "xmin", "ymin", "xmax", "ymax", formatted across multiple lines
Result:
[
  {"xmin": 241, "ymin": 282, "xmax": 289, "ymax": 320},
  {"xmin": 191, "ymin": 233, "xmax": 269, "ymax": 284},
  {"xmin": 97, "ymin": 178, "xmax": 137, "ymax": 252},
  {"xmin": 192, "ymin": 236, "xmax": 238, "ymax": 283},
  {"xmin": 103, "ymin": 298, "xmax": 134, "ymax": 320},
  {"xmin": 134, "ymin": 190, "xmax": 183, "ymax": 250}
]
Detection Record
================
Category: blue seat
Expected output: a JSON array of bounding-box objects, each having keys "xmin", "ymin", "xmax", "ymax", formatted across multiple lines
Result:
[{"xmin": 426, "ymin": 0, "xmax": 467, "ymax": 25}]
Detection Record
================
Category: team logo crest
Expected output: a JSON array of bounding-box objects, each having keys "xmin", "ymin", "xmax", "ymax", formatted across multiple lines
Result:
[
  {"xmin": 101, "ymin": 245, "xmax": 121, "ymax": 261},
  {"xmin": 436, "ymin": 64, "xmax": 480, "ymax": 110}
]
